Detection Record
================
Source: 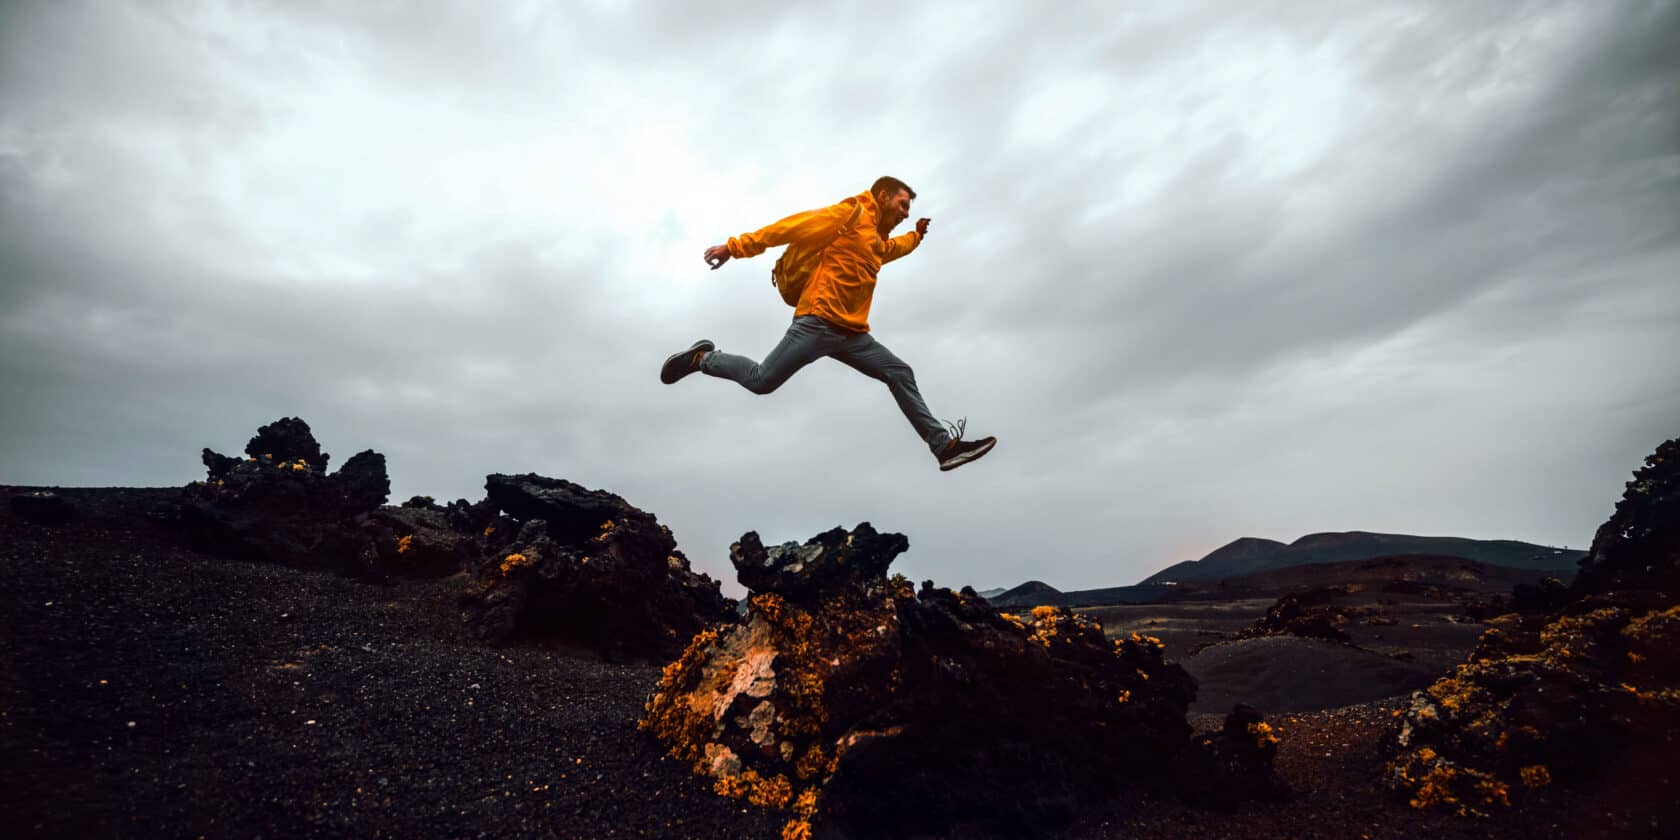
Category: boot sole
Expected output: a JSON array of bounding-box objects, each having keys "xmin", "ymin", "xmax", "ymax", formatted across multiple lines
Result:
[{"xmin": 938, "ymin": 437, "xmax": 997, "ymax": 471}]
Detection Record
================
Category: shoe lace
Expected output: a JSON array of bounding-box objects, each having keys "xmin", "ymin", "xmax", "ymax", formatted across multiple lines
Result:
[{"xmin": 943, "ymin": 417, "xmax": 967, "ymax": 445}]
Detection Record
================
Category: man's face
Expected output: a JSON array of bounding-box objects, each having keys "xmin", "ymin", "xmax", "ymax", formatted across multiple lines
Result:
[{"xmin": 876, "ymin": 188, "xmax": 912, "ymax": 232}]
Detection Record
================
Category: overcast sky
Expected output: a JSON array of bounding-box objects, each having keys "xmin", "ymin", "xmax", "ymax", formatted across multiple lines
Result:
[{"xmin": 2, "ymin": 0, "xmax": 1676, "ymax": 597}]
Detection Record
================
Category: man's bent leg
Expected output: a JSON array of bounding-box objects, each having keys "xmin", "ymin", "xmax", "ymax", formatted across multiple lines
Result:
[
  {"xmin": 831, "ymin": 333, "xmax": 950, "ymax": 453},
  {"xmin": 701, "ymin": 316, "xmax": 841, "ymax": 395}
]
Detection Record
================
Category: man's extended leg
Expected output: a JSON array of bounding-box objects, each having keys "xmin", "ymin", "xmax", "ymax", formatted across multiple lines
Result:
[
  {"xmin": 830, "ymin": 333, "xmax": 953, "ymax": 452},
  {"xmin": 831, "ymin": 332, "xmax": 997, "ymax": 470},
  {"xmin": 698, "ymin": 315, "xmax": 846, "ymax": 395}
]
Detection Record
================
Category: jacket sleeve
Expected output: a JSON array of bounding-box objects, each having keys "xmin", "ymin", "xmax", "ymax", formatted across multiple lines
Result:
[
  {"xmin": 726, "ymin": 198, "xmax": 858, "ymax": 259},
  {"xmin": 881, "ymin": 230, "xmax": 923, "ymax": 265}
]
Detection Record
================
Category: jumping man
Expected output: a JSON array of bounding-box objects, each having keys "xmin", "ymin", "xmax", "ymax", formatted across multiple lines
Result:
[{"xmin": 660, "ymin": 175, "xmax": 997, "ymax": 472}]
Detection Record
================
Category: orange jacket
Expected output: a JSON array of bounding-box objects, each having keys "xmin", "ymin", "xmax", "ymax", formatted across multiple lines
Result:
[{"xmin": 726, "ymin": 190, "xmax": 923, "ymax": 332}]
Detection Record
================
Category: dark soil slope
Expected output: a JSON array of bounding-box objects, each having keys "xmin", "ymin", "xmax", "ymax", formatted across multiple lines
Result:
[
  {"xmin": 1187, "ymin": 554, "xmax": 1559, "ymax": 599},
  {"xmin": 0, "ymin": 486, "xmax": 780, "ymax": 840}
]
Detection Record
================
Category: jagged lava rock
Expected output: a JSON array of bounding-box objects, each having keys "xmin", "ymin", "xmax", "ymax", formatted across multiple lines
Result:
[
  {"xmin": 1177, "ymin": 702, "xmax": 1288, "ymax": 806},
  {"xmin": 459, "ymin": 473, "xmax": 733, "ymax": 659},
  {"xmin": 244, "ymin": 416, "xmax": 330, "ymax": 472},
  {"xmin": 1573, "ymin": 438, "xmax": 1680, "ymax": 596},
  {"xmin": 642, "ymin": 522, "xmax": 1282, "ymax": 840},
  {"xmin": 732, "ymin": 524, "xmax": 906, "ymax": 598},
  {"xmin": 1385, "ymin": 438, "xmax": 1680, "ymax": 818},
  {"xmin": 354, "ymin": 505, "xmax": 481, "ymax": 579},
  {"xmin": 1237, "ymin": 589, "xmax": 1353, "ymax": 643},
  {"xmin": 177, "ymin": 420, "xmax": 389, "ymax": 572}
]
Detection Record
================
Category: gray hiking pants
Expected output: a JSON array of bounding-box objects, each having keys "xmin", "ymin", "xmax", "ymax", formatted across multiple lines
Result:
[{"xmin": 699, "ymin": 315, "xmax": 952, "ymax": 453}]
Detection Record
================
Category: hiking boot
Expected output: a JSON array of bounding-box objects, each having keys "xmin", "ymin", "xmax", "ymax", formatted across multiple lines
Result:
[
  {"xmin": 936, "ymin": 418, "xmax": 997, "ymax": 472},
  {"xmin": 660, "ymin": 339, "xmax": 715, "ymax": 384}
]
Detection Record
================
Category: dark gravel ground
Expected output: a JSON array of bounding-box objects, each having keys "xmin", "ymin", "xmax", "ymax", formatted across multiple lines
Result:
[
  {"xmin": 1179, "ymin": 636, "xmax": 1438, "ymax": 714},
  {"xmin": 2, "ymin": 486, "xmax": 1670, "ymax": 839},
  {"xmin": 1, "ymin": 486, "xmax": 782, "ymax": 839}
]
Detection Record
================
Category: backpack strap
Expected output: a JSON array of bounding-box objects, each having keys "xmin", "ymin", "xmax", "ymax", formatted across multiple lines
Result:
[{"xmin": 838, "ymin": 199, "xmax": 863, "ymax": 238}]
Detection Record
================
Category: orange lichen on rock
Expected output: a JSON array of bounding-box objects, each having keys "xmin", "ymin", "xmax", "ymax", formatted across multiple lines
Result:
[
  {"xmin": 751, "ymin": 593, "xmax": 786, "ymax": 625},
  {"xmin": 1025, "ymin": 605, "xmax": 1112, "ymax": 652},
  {"xmin": 1391, "ymin": 748, "xmax": 1510, "ymax": 818},
  {"xmin": 1425, "ymin": 668, "xmax": 1486, "ymax": 714},
  {"xmin": 641, "ymin": 530, "xmax": 938, "ymax": 831},
  {"xmin": 638, "ymin": 627, "xmax": 723, "ymax": 764},
  {"xmin": 396, "ymin": 535, "xmax": 413, "ymax": 554},
  {"xmin": 794, "ymin": 745, "xmax": 828, "ymax": 780},
  {"xmin": 1385, "ymin": 437, "xmax": 1680, "ymax": 818},
  {"xmin": 713, "ymin": 768, "xmax": 793, "ymax": 809},
  {"xmin": 498, "ymin": 552, "xmax": 530, "ymax": 576},
  {"xmin": 594, "ymin": 519, "xmax": 617, "ymax": 542},
  {"xmin": 1621, "ymin": 604, "xmax": 1680, "ymax": 655}
]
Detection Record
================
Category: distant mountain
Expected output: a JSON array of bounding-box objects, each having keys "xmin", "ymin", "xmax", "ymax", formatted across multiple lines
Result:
[
  {"xmin": 999, "ymin": 554, "xmax": 1565, "ymax": 610},
  {"xmin": 1180, "ymin": 554, "xmax": 1557, "ymax": 598},
  {"xmin": 1138, "ymin": 532, "xmax": 1582, "ymax": 585},
  {"xmin": 974, "ymin": 587, "xmax": 1008, "ymax": 600},
  {"xmin": 1143, "ymin": 537, "xmax": 1288, "ymax": 585},
  {"xmin": 986, "ymin": 580, "xmax": 1062, "ymax": 609}
]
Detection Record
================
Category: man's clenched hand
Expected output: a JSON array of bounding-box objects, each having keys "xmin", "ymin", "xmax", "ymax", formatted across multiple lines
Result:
[
  {"xmin": 704, "ymin": 244, "xmax": 731, "ymax": 270},
  {"xmin": 915, "ymin": 218, "xmax": 931, "ymax": 236}
]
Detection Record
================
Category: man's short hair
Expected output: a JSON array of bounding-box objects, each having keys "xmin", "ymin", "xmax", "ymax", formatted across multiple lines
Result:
[{"xmin": 870, "ymin": 176, "xmax": 916, "ymax": 201}]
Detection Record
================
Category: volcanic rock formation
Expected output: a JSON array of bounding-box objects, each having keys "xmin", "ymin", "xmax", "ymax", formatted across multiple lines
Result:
[
  {"xmin": 355, "ymin": 503, "xmax": 481, "ymax": 579},
  {"xmin": 458, "ymin": 473, "xmax": 734, "ymax": 659},
  {"xmin": 177, "ymin": 418, "xmax": 390, "ymax": 572},
  {"xmin": 176, "ymin": 422, "xmax": 733, "ymax": 660},
  {"xmin": 1236, "ymin": 588, "xmax": 1353, "ymax": 643},
  {"xmin": 1384, "ymin": 438, "xmax": 1680, "ymax": 817},
  {"xmin": 642, "ymin": 522, "xmax": 1283, "ymax": 839}
]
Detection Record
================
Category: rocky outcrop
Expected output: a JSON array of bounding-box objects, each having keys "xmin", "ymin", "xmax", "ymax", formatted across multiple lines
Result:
[
  {"xmin": 1180, "ymin": 703, "xmax": 1286, "ymax": 805},
  {"xmin": 354, "ymin": 505, "xmax": 480, "ymax": 579},
  {"xmin": 176, "ymin": 424, "xmax": 733, "ymax": 659},
  {"xmin": 178, "ymin": 420, "xmax": 389, "ymax": 572},
  {"xmin": 459, "ymin": 473, "xmax": 734, "ymax": 659},
  {"xmin": 1573, "ymin": 439, "xmax": 1680, "ymax": 596},
  {"xmin": 1385, "ymin": 438, "xmax": 1680, "ymax": 817},
  {"xmin": 642, "ymin": 522, "xmax": 1284, "ymax": 839},
  {"xmin": 243, "ymin": 416, "xmax": 330, "ymax": 472},
  {"xmin": 1236, "ymin": 589, "xmax": 1352, "ymax": 643}
]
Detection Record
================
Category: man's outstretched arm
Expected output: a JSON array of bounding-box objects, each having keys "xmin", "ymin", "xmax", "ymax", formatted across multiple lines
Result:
[
  {"xmin": 882, "ymin": 217, "xmax": 931, "ymax": 265},
  {"xmin": 702, "ymin": 198, "xmax": 860, "ymax": 270}
]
